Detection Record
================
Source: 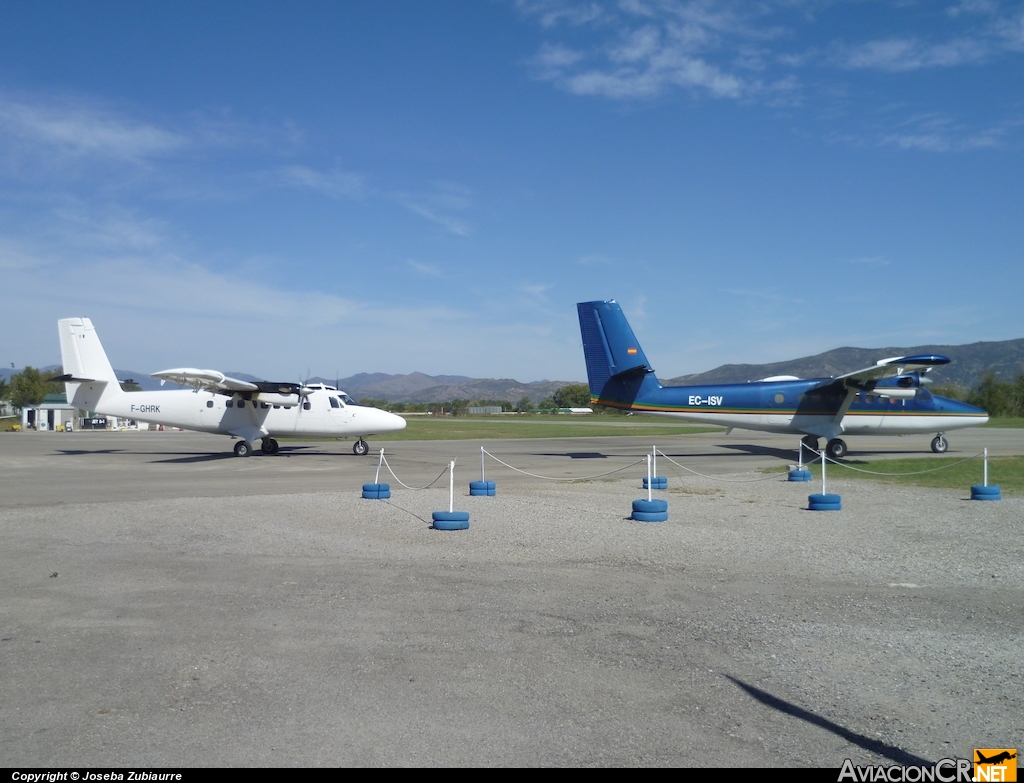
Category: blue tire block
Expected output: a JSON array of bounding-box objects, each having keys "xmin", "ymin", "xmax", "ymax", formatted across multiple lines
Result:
[
  {"xmin": 971, "ymin": 484, "xmax": 1001, "ymax": 500},
  {"xmin": 788, "ymin": 469, "xmax": 812, "ymax": 482},
  {"xmin": 361, "ymin": 483, "xmax": 391, "ymax": 499},
  {"xmin": 643, "ymin": 476, "xmax": 668, "ymax": 489},
  {"xmin": 469, "ymin": 480, "xmax": 497, "ymax": 496},
  {"xmin": 432, "ymin": 510, "xmax": 470, "ymax": 530},
  {"xmin": 808, "ymin": 492, "xmax": 841, "ymax": 511},
  {"xmin": 631, "ymin": 510, "xmax": 669, "ymax": 522},
  {"xmin": 632, "ymin": 498, "xmax": 668, "ymax": 513}
]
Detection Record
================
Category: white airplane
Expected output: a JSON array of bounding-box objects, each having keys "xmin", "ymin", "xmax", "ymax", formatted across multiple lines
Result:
[{"xmin": 54, "ymin": 317, "xmax": 407, "ymax": 457}]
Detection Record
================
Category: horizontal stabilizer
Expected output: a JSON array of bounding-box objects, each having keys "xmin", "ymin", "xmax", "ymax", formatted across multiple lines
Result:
[{"xmin": 47, "ymin": 373, "xmax": 98, "ymax": 384}]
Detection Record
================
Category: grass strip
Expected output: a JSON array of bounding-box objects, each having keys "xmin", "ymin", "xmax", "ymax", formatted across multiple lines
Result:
[{"xmin": 767, "ymin": 455, "xmax": 1023, "ymax": 495}]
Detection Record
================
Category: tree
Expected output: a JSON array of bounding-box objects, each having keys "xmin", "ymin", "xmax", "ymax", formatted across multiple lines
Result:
[
  {"xmin": 515, "ymin": 396, "xmax": 533, "ymax": 413},
  {"xmin": 967, "ymin": 373, "xmax": 1013, "ymax": 418},
  {"xmin": 553, "ymin": 383, "xmax": 592, "ymax": 409},
  {"xmin": 9, "ymin": 367, "xmax": 62, "ymax": 409},
  {"xmin": 0, "ymin": 375, "xmax": 8, "ymax": 402}
]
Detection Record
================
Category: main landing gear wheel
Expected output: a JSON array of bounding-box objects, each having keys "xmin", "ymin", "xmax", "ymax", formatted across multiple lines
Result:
[
  {"xmin": 801, "ymin": 434, "xmax": 820, "ymax": 458},
  {"xmin": 825, "ymin": 438, "xmax": 848, "ymax": 460},
  {"xmin": 931, "ymin": 434, "xmax": 948, "ymax": 454},
  {"xmin": 261, "ymin": 437, "xmax": 279, "ymax": 455},
  {"xmin": 353, "ymin": 438, "xmax": 369, "ymax": 456},
  {"xmin": 234, "ymin": 441, "xmax": 252, "ymax": 458}
]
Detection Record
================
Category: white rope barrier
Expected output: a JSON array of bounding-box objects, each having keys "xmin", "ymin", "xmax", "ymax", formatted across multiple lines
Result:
[
  {"xmin": 381, "ymin": 454, "xmax": 450, "ymax": 490},
  {"xmin": 655, "ymin": 449, "xmax": 782, "ymax": 483},
  {"xmin": 481, "ymin": 448, "xmax": 645, "ymax": 481},
  {"xmin": 812, "ymin": 448, "xmax": 985, "ymax": 476}
]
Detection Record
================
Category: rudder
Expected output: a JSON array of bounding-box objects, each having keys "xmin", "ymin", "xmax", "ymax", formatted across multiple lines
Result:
[
  {"xmin": 57, "ymin": 318, "xmax": 122, "ymax": 409},
  {"xmin": 576, "ymin": 300, "xmax": 653, "ymax": 398}
]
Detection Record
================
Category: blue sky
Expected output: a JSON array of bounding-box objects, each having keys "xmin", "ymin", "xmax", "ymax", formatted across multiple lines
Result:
[{"xmin": 2, "ymin": 1, "xmax": 1022, "ymax": 383}]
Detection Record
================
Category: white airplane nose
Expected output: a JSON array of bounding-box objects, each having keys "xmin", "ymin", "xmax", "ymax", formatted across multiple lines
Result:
[{"xmin": 368, "ymin": 408, "xmax": 406, "ymax": 433}]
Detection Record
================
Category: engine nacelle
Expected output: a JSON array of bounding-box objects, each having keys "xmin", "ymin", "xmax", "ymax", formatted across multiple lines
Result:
[
  {"xmin": 871, "ymin": 388, "xmax": 918, "ymax": 400},
  {"xmin": 252, "ymin": 393, "xmax": 299, "ymax": 408}
]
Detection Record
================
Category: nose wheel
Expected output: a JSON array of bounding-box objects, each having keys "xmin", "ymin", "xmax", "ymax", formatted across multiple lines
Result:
[
  {"xmin": 353, "ymin": 438, "xmax": 369, "ymax": 456},
  {"xmin": 931, "ymin": 434, "xmax": 948, "ymax": 453}
]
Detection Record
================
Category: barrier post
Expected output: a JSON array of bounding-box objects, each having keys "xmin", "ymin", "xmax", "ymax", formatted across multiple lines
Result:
[
  {"xmin": 808, "ymin": 448, "xmax": 841, "ymax": 510},
  {"xmin": 647, "ymin": 454, "xmax": 652, "ymax": 502},
  {"xmin": 362, "ymin": 448, "xmax": 391, "ymax": 499},
  {"xmin": 971, "ymin": 447, "xmax": 1001, "ymax": 500},
  {"xmin": 433, "ymin": 459, "xmax": 471, "ymax": 528}
]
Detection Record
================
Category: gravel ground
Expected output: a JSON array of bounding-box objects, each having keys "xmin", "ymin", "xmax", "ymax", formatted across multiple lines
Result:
[{"xmin": 1, "ymin": 469, "xmax": 1021, "ymax": 767}]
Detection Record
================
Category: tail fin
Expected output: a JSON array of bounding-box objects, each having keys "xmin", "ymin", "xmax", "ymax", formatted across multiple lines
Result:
[
  {"xmin": 57, "ymin": 318, "xmax": 123, "ymax": 410},
  {"xmin": 576, "ymin": 300, "xmax": 660, "ymax": 406}
]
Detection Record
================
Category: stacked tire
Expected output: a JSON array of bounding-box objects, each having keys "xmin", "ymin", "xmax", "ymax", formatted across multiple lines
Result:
[
  {"xmin": 469, "ymin": 480, "xmax": 496, "ymax": 496},
  {"xmin": 970, "ymin": 484, "xmax": 1001, "ymax": 501},
  {"xmin": 788, "ymin": 469, "xmax": 812, "ymax": 482},
  {"xmin": 808, "ymin": 493, "xmax": 841, "ymax": 511},
  {"xmin": 362, "ymin": 483, "xmax": 391, "ymax": 499},
  {"xmin": 643, "ymin": 476, "xmax": 668, "ymax": 490},
  {"xmin": 631, "ymin": 498, "xmax": 668, "ymax": 522},
  {"xmin": 432, "ymin": 511, "xmax": 470, "ymax": 530}
]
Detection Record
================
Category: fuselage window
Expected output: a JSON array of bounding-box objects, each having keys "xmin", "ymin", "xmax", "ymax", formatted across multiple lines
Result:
[
  {"xmin": 273, "ymin": 405, "xmax": 280, "ymax": 409},
  {"xmin": 206, "ymin": 400, "xmax": 214, "ymax": 408},
  {"xmin": 329, "ymin": 396, "xmax": 340, "ymax": 409},
  {"xmin": 261, "ymin": 402, "xmax": 269, "ymax": 409},
  {"xmin": 226, "ymin": 400, "xmax": 233, "ymax": 408},
  {"xmin": 303, "ymin": 401, "xmax": 311, "ymax": 410}
]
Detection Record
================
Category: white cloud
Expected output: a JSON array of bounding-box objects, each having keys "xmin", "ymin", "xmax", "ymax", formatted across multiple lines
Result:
[
  {"xmin": 274, "ymin": 165, "xmax": 365, "ymax": 199},
  {"xmin": 844, "ymin": 255, "xmax": 889, "ymax": 267},
  {"xmin": 406, "ymin": 258, "xmax": 442, "ymax": 276},
  {"xmin": 0, "ymin": 93, "xmax": 186, "ymax": 163},
  {"xmin": 394, "ymin": 182, "xmax": 473, "ymax": 236},
  {"xmin": 838, "ymin": 36, "xmax": 989, "ymax": 71}
]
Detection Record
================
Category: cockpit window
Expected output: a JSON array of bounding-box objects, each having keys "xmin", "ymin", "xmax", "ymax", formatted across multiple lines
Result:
[
  {"xmin": 329, "ymin": 396, "xmax": 340, "ymax": 409},
  {"xmin": 339, "ymin": 393, "xmax": 357, "ymax": 405}
]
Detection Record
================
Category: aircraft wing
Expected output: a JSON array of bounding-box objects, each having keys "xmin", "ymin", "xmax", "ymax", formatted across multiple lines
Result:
[
  {"xmin": 829, "ymin": 354, "xmax": 950, "ymax": 389},
  {"xmin": 797, "ymin": 355, "xmax": 951, "ymax": 440},
  {"xmin": 152, "ymin": 368, "xmax": 259, "ymax": 394}
]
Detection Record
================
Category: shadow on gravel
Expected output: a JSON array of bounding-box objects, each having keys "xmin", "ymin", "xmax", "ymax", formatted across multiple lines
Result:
[
  {"xmin": 724, "ymin": 675, "xmax": 932, "ymax": 766},
  {"xmin": 56, "ymin": 449, "xmax": 129, "ymax": 456},
  {"xmin": 535, "ymin": 452, "xmax": 609, "ymax": 459}
]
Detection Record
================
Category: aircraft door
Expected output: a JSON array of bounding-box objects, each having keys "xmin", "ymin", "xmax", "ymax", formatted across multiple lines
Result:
[{"xmin": 328, "ymin": 394, "xmax": 353, "ymax": 431}]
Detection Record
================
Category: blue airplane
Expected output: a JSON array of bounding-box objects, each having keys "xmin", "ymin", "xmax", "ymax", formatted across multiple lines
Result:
[{"xmin": 577, "ymin": 300, "xmax": 989, "ymax": 459}]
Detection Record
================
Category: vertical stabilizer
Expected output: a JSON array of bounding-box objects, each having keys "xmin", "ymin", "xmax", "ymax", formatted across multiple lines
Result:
[
  {"xmin": 576, "ymin": 300, "xmax": 655, "ymax": 394},
  {"xmin": 58, "ymin": 318, "xmax": 123, "ymax": 410}
]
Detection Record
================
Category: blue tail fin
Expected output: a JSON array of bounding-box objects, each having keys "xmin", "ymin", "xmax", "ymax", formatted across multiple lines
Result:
[{"xmin": 577, "ymin": 300, "xmax": 660, "ymax": 407}]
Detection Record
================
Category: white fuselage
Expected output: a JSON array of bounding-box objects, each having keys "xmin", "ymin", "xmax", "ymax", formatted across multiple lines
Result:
[
  {"xmin": 634, "ymin": 408, "xmax": 987, "ymax": 436},
  {"xmin": 71, "ymin": 383, "xmax": 406, "ymax": 441}
]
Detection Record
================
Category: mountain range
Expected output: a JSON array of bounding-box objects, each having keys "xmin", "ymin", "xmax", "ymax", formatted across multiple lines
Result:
[{"xmin": 5, "ymin": 336, "xmax": 1022, "ymax": 402}]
